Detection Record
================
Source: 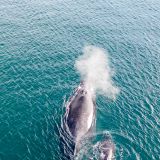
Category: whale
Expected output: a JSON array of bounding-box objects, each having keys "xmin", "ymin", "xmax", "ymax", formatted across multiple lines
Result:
[
  {"xmin": 63, "ymin": 82, "xmax": 96, "ymax": 157},
  {"xmin": 98, "ymin": 139, "xmax": 115, "ymax": 160}
]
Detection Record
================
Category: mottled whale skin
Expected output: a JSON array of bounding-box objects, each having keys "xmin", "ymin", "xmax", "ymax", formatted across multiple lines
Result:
[{"xmin": 64, "ymin": 82, "xmax": 96, "ymax": 155}]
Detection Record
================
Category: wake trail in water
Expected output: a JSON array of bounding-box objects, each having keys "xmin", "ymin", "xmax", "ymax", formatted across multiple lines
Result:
[{"xmin": 75, "ymin": 46, "xmax": 119, "ymax": 99}]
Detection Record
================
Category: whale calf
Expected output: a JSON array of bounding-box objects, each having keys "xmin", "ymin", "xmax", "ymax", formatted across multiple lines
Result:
[
  {"xmin": 98, "ymin": 139, "xmax": 115, "ymax": 160},
  {"xmin": 63, "ymin": 82, "xmax": 96, "ymax": 156}
]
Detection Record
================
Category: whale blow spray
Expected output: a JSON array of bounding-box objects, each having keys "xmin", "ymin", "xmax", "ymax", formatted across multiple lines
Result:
[{"xmin": 75, "ymin": 46, "xmax": 119, "ymax": 99}]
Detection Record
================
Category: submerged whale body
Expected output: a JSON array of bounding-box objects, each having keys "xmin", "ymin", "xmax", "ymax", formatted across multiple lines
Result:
[{"xmin": 63, "ymin": 82, "xmax": 96, "ymax": 157}]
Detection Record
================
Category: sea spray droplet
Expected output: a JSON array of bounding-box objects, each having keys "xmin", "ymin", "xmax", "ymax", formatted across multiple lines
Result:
[{"xmin": 75, "ymin": 46, "xmax": 119, "ymax": 99}]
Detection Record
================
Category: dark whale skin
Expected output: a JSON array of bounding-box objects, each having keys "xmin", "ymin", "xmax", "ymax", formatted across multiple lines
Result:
[{"xmin": 64, "ymin": 83, "xmax": 96, "ymax": 155}]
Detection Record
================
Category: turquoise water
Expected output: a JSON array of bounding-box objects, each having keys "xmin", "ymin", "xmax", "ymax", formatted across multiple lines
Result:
[{"xmin": 0, "ymin": 0, "xmax": 160, "ymax": 159}]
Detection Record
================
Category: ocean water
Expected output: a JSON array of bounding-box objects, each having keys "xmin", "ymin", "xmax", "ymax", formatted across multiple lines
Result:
[{"xmin": 0, "ymin": 0, "xmax": 160, "ymax": 160}]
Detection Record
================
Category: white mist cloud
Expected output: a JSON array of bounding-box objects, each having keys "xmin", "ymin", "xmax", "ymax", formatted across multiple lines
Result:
[{"xmin": 75, "ymin": 46, "xmax": 119, "ymax": 99}]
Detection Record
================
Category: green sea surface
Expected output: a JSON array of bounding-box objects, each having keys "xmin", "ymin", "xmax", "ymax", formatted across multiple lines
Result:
[{"xmin": 0, "ymin": 0, "xmax": 160, "ymax": 159}]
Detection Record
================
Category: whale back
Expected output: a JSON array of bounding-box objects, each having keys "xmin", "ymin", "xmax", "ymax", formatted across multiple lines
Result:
[{"xmin": 64, "ymin": 83, "xmax": 96, "ymax": 155}]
